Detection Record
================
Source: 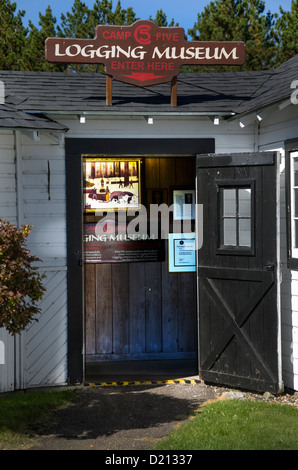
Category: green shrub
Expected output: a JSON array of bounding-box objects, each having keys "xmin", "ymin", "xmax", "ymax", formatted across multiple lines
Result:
[{"xmin": 0, "ymin": 220, "xmax": 46, "ymax": 335}]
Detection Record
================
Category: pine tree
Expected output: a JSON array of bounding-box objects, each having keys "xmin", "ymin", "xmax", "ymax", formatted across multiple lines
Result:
[
  {"xmin": 39, "ymin": 5, "xmax": 58, "ymax": 39},
  {"xmin": 149, "ymin": 9, "xmax": 178, "ymax": 27},
  {"xmin": 90, "ymin": 0, "xmax": 114, "ymax": 26},
  {"xmin": 188, "ymin": 0, "xmax": 277, "ymax": 72},
  {"xmin": 56, "ymin": 0, "xmax": 137, "ymax": 72},
  {"xmin": 111, "ymin": 0, "xmax": 136, "ymax": 25},
  {"xmin": 23, "ymin": 7, "xmax": 66, "ymax": 72},
  {"xmin": 275, "ymin": 0, "xmax": 298, "ymax": 66},
  {"xmin": 0, "ymin": 0, "xmax": 28, "ymax": 70},
  {"xmin": 57, "ymin": 0, "xmax": 91, "ymax": 39},
  {"xmin": 55, "ymin": 0, "xmax": 94, "ymax": 71},
  {"xmin": 89, "ymin": 0, "xmax": 136, "ymax": 31}
]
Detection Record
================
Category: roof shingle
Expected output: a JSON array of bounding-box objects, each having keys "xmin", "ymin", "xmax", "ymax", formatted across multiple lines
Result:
[{"xmin": 0, "ymin": 54, "xmax": 297, "ymax": 126}]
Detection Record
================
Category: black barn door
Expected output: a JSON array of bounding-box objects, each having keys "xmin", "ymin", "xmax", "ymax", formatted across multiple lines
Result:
[{"xmin": 197, "ymin": 152, "xmax": 283, "ymax": 394}]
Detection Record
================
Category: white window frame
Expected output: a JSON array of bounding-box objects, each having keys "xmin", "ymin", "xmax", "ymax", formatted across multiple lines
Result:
[
  {"xmin": 286, "ymin": 139, "xmax": 298, "ymax": 269},
  {"xmin": 290, "ymin": 151, "xmax": 298, "ymax": 259}
]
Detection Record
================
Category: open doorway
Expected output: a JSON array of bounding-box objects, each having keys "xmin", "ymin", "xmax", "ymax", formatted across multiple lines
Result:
[
  {"xmin": 83, "ymin": 156, "xmax": 198, "ymax": 382},
  {"xmin": 65, "ymin": 138, "xmax": 215, "ymax": 385}
]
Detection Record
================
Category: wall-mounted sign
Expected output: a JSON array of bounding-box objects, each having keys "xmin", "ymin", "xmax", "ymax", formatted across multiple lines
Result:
[
  {"xmin": 84, "ymin": 223, "xmax": 165, "ymax": 264},
  {"xmin": 83, "ymin": 157, "xmax": 142, "ymax": 212},
  {"xmin": 168, "ymin": 233, "xmax": 196, "ymax": 272},
  {"xmin": 172, "ymin": 189, "xmax": 195, "ymax": 221},
  {"xmin": 46, "ymin": 20, "xmax": 245, "ymax": 87}
]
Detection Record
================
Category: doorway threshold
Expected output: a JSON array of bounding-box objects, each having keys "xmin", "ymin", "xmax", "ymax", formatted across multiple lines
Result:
[{"xmin": 85, "ymin": 359, "xmax": 200, "ymax": 386}]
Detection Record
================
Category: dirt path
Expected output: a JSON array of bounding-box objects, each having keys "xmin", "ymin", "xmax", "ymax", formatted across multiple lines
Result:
[
  {"xmin": 27, "ymin": 382, "xmax": 220, "ymax": 451},
  {"xmin": 25, "ymin": 381, "xmax": 298, "ymax": 451}
]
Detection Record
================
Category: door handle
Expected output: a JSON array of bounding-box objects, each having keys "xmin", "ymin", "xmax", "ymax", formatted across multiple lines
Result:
[{"xmin": 265, "ymin": 264, "xmax": 275, "ymax": 272}]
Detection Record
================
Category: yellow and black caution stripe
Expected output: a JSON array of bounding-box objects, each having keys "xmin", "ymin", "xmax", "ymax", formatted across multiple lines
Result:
[{"xmin": 85, "ymin": 378, "xmax": 202, "ymax": 387}]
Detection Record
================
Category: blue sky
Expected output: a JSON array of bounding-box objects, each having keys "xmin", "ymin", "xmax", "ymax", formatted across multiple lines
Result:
[{"xmin": 16, "ymin": 0, "xmax": 293, "ymax": 37}]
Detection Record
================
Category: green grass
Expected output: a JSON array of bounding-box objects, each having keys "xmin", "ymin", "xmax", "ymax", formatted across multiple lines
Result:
[
  {"xmin": 153, "ymin": 399, "xmax": 298, "ymax": 450},
  {"xmin": 0, "ymin": 389, "xmax": 77, "ymax": 450}
]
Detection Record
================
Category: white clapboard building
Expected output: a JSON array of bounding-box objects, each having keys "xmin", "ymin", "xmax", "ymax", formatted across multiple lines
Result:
[{"xmin": 0, "ymin": 53, "xmax": 298, "ymax": 394}]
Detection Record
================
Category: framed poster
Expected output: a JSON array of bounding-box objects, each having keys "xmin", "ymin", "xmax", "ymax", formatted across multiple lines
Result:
[
  {"xmin": 83, "ymin": 157, "xmax": 142, "ymax": 212},
  {"xmin": 168, "ymin": 233, "xmax": 196, "ymax": 272},
  {"xmin": 172, "ymin": 189, "xmax": 195, "ymax": 221}
]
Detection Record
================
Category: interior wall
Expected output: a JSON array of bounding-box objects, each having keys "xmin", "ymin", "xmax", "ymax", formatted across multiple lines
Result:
[{"xmin": 84, "ymin": 156, "xmax": 197, "ymax": 362}]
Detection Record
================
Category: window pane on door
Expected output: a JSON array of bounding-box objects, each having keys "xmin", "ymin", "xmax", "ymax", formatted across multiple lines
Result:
[
  {"xmin": 223, "ymin": 218, "xmax": 237, "ymax": 246},
  {"xmin": 239, "ymin": 188, "xmax": 251, "ymax": 217},
  {"xmin": 295, "ymin": 189, "xmax": 298, "ymax": 219},
  {"xmin": 291, "ymin": 154, "xmax": 298, "ymax": 254},
  {"xmin": 239, "ymin": 218, "xmax": 251, "ymax": 246},
  {"xmin": 220, "ymin": 186, "xmax": 253, "ymax": 250},
  {"xmin": 223, "ymin": 189, "xmax": 237, "ymax": 217},
  {"xmin": 294, "ymin": 157, "xmax": 298, "ymax": 187}
]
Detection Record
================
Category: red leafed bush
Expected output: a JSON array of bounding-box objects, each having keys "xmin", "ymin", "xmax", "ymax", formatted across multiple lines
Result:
[{"xmin": 0, "ymin": 220, "xmax": 46, "ymax": 335}]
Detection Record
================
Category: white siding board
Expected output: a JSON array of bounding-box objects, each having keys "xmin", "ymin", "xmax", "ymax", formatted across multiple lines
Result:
[
  {"xmin": 60, "ymin": 115, "xmax": 254, "ymax": 153},
  {"xmin": 0, "ymin": 175, "xmax": 15, "ymax": 189},
  {"xmin": 22, "ymin": 215, "xmax": 66, "ymax": 231},
  {"xmin": 0, "ymin": 162, "xmax": 15, "ymax": 173},
  {"xmin": 0, "ymin": 130, "xmax": 17, "ymax": 226},
  {"xmin": 26, "ymin": 291, "xmax": 67, "ymax": 359},
  {"xmin": 27, "ymin": 228, "xmax": 66, "ymax": 245},
  {"xmin": 23, "ymin": 174, "xmax": 65, "ymax": 188},
  {"xmin": 24, "ymin": 201, "xmax": 66, "ymax": 216},
  {"xmin": 0, "ymin": 329, "xmax": 15, "ymax": 393},
  {"xmin": 23, "ymin": 187, "xmax": 66, "ymax": 200},
  {"xmin": 20, "ymin": 132, "xmax": 67, "ymax": 266},
  {"xmin": 23, "ymin": 159, "xmax": 65, "ymax": 174},
  {"xmin": 259, "ymin": 103, "xmax": 298, "ymax": 390},
  {"xmin": 0, "ymin": 134, "xmax": 15, "ymax": 148},
  {"xmin": 0, "ymin": 131, "xmax": 17, "ymax": 392},
  {"xmin": 25, "ymin": 270, "xmax": 68, "ymax": 387},
  {"xmin": 19, "ymin": 132, "xmax": 68, "ymax": 389},
  {"xmin": 0, "ymin": 191, "xmax": 16, "ymax": 204}
]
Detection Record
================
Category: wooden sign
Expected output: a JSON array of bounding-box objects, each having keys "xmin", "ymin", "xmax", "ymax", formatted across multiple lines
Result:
[{"xmin": 45, "ymin": 19, "xmax": 245, "ymax": 87}]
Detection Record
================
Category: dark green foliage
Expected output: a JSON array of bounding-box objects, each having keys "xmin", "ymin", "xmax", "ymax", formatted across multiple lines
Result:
[
  {"xmin": 24, "ymin": 7, "xmax": 66, "ymax": 72},
  {"xmin": 149, "ymin": 9, "xmax": 178, "ymax": 27},
  {"xmin": 0, "ymin": 0, "xmax": 28, "ymax": 70},
  {"xmin": 188, "ymin": 0, "xmax": 278, "ymax": 71},
  {"xmin": 275, "ymin": 1, "xmax": 298, "ymax": 65},
  {"xmin": 0, "ymin": 0, "xmax": 297, "ymax": 74},
  {"xmin": 0, "ymin": 220, "xmax": 46, "ymax": 336}
]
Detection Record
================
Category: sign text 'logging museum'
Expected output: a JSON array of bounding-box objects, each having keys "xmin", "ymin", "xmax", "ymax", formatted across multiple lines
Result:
[{"xmin": 45, "ymin": 20, "xmax": 246, "ymax": 87}]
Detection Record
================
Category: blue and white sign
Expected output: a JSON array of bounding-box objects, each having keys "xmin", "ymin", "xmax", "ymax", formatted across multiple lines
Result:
[{"xmin": 168, "ymin": 233, "xmax": 196, "ymax": 272}]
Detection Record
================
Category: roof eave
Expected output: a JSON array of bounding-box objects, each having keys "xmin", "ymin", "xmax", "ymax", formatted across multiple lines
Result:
[{"xmin": 22, "ymin": 109, "xmax": 236, "ymax": 118}]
